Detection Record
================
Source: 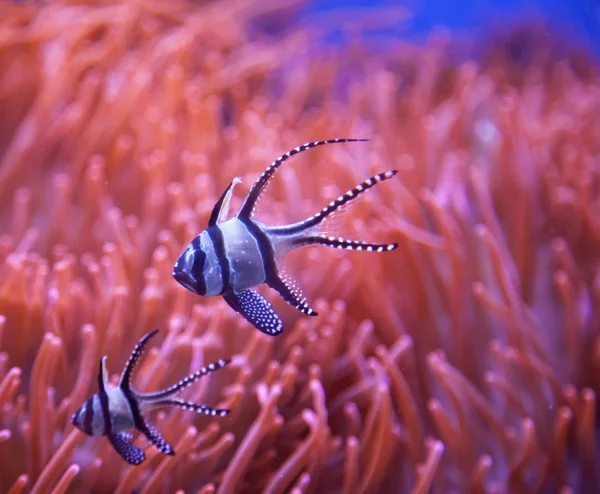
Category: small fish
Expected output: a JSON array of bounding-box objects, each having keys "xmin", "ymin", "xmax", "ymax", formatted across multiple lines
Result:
[
  {"xmin": 173, "ymin": 139, "xmax": 398, "ymax": 336},
  {"xmin": 71, "ymin": 329, "xmax": 230, "ymax": 465}
]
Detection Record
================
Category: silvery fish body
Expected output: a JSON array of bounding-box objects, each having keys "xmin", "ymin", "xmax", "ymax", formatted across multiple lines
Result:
[
  {"xmin": 173, "ymin": 139, "xmax": 398, "ymax": 336},
  {"xmin": 71, "ymin": 329, "xmax": 230, "ymax": 465}
]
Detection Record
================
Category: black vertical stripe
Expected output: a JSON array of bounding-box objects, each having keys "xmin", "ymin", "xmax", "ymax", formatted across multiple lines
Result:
[
  {"xmin": 189, "ymin": 236, "xmax": 207, "ymax": 295},
  {"xmin": 206, "ymin": 225, "xmax": 230, "ymax": 294},
  {"xmin": 98, "ymin": 391, "xmax": 112, "ymax": 436},
  {"xmin": 83, "ymin": 397, "xmax": 95, "ymax": 435},
  {"xmin": 238, "ymin": 217, "xmax": 278, "ymax": 283},
  {"xmin": 124, "ymin": 389, "xmax": 152, "ymax": 439}
]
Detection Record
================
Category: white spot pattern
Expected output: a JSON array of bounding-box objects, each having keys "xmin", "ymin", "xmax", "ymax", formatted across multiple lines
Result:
[
  {"xmin": 317, "ymin": 235, "xmax": 398, "ymax": 253},
  {"xmin": 279, "ymin": 273, "xmax": 316, "ymax": 315},
  {"xmin": 144, "ymin": 423, "xmax": 174, "ymax": 455},
  {"xmin": 120, "ymin": 329, "xmax": 160, "ymax": 389},
  {"xmin": 291, "ymin": 170, "xmax": 398, "ymax": 231},
  {"xmin": 232, "ymin": 289, "xmax": 284, "ymax": 335},
  {"xmin": 144, "ymin": 358, "xmax": 231, "ymax": 399},
  {"xmin": 109, "ymin": 431, "xmax": 146, "ymax": 465},
  {"xmin": 167, "ymin": 398, "xmax": 230, "ymax": 417}
]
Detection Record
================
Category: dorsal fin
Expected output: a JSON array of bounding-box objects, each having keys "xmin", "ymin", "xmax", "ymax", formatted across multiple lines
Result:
[
  {"xmin": 97, "ymin": 356, "xmax": 109, "ymax": 394},
  {"xmin": 119, "ymin": 329, "xmax": 160, "ymax": 394},
  {"xmin": 208, "ymin": 177, "xmax": 242, "ymax": 227},
  {"xmin": 237, "ymin": 139, "xmax": 369, "ymax": 220}
]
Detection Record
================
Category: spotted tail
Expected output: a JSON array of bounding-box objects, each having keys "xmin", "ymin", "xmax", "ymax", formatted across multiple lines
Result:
[
  {"xmin": 300, "ymin": 236, "xmax": 398, "ymax": 252},
  {"xmin": 266, "ymin": 170, "xmax": 398, "ymax": 238},
  {"xmin": 153, "ymin": 398, "xmax": 230, "ymax": 417},
  {"xmin": 140, "ymin": 358, "xmax": 231, "ymax": 401}
]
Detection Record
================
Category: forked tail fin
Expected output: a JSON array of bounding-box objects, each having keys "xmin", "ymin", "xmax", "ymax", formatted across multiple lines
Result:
[
  {"xmin": 139, "ymin": 358, "xmax": 231, "ymax": 401},
  {"xmin": 153, "ymin": 398, "xmax": 230, "ymax": 417},
  {"xmin": 265, "ymin": 170, "xmax": 398, "ymax": 238},
  {"xmin": 262, "ymin": 169, "xmax": 398, "ymax": 321},
  {"xmin": 296, "ymin": 235, "xmax": 398, "ymax": 252}
]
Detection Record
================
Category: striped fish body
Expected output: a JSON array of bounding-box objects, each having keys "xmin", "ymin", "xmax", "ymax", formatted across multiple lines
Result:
[
  {"xmin": 71, "ymin": 330, "xmax": 231, "ymax": 466},
  {"xmin": 72, "ymin": 387, "xmax": 134, "ymax": 437},
  {"xmin": 175, "ymin": 218, "xmax": 270, "ymax": 296},
  {"xmin": 172, "ymin": 139, "xmax": 399, "ymax": 336}
]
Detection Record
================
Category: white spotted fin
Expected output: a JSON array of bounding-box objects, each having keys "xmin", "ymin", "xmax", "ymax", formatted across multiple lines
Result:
[{"xmin": 223, "ymin": 288, "xmax": 284, "ymax": 335}]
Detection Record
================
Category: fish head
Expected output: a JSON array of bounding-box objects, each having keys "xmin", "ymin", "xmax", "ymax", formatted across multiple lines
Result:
[
  {"xmin": 71, "ymin": 395, "xmax": 96, "ymax": 436},
  {"xmin": 173, "ymin": 233, "xmax": 209, "ymax": 296}
]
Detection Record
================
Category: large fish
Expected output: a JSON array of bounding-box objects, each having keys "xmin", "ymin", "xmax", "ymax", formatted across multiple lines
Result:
[{"xmin": 173, "ymin": 139, "xmax": 398, "ymax": 336}]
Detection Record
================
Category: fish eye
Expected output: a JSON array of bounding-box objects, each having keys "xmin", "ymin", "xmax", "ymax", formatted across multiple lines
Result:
[{"xmin": 191, "ymin": 247, "xmax": 207, "ymax": 275}]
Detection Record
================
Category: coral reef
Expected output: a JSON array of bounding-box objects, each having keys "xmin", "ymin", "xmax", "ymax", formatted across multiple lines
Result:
[{"xmin": 0, "ymin": 1, "xmax": 599, "ymax": 493}]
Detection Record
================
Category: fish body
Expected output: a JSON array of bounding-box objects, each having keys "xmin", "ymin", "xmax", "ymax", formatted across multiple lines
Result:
[
  {"xmin": 173, "ymin": 139, "xmax": 398, "ymax": 336},
  {"xmin": 71, "ymin": 329, "xmax": 230, "ymax": 465}
]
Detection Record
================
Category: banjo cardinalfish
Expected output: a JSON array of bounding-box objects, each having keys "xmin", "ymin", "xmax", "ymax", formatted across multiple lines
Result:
[
  {"xmin": 71, "ymin": 329, "xmax": 231, "ymax": 465},
  {"xmin": 172, "ymin": 139, "xmax": 399, "ymax": 336}
]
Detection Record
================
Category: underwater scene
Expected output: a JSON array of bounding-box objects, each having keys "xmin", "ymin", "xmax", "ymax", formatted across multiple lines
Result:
[{"xmin": 1, "ymin": 0, "xmax": 600, "ymax": 493}]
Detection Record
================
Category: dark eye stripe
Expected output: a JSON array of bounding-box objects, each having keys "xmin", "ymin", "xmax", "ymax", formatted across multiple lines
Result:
[
  {"xmin": 191, "ymin": 247, "xmax": 207, "ymax": 280},
  {"xmin": 98, "ymin": 389, "xmax": 112, "ymax": 437},
  {"xmin": 83, "ymin": 397, "xmax": 95, "ymax": 435},
  {"xmin": 189, "ymin": 237, "xmax": 207, "ymax": 294},
  {"xmin": 206, "ymin": 226, "xmax": 230, "ymax": 294}
]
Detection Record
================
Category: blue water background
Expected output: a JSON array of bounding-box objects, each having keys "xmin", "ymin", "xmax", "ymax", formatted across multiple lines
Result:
[{"xmin": 305, "ymin": 0, "xmax": 600, "ymax": 55}]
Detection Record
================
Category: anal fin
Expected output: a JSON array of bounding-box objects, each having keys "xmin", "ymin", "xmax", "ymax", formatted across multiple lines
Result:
[
  {"xmin": 267, "ymin": 273, "xmax": 318, "ymax": 316},
  {"xmin": 108, "ymin": 431, "xmax": 146, "ymax": 465},
  {"xmin": 224, "ymin": 289, "xmax": 284, "ymax": 335},
  {"xmin": 138, "ymin": 422, "xmax": 175, "ymax": 456}
]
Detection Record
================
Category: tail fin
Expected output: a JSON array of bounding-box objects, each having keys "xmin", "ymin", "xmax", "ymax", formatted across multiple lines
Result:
[
  {"xmin": 140, "ymin": 358, "xmax": 231, "ymax": 401},
  {"xmin": 153, "ymin": 398, "xmax": 230, "ymax": 417},
  {"xmin": 298, "ymin": 235, "xmax": 398, "ymax": 252},
  {"xmin": 266, "ymin": 170, "xmax": 398, "ymax": 237}
]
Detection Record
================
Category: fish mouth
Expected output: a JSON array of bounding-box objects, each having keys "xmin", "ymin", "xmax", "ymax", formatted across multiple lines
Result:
[{"xmin": 172, "ymin": 265, "xmax": 197, "ymax": 294}]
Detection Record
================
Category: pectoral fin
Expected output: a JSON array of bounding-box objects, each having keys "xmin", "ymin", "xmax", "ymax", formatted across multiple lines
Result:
[{"xmin": 223, "ymin": 289, "xmax": 284, "ymax": 335}]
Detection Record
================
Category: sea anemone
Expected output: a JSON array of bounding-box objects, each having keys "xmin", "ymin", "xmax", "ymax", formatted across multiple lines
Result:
[{"xmin": 0, "ymin": 0, "xmax": 599, "ymax": 493}]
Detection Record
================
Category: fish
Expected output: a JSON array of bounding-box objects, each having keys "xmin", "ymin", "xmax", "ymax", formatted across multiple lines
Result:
[
  {"xmin": 71, "ymin": 329, "xmax": 231, "ymax": 465},
  {"xmin": 172, "ymin": 138, "xmax": 398, "ymax": 336}
]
